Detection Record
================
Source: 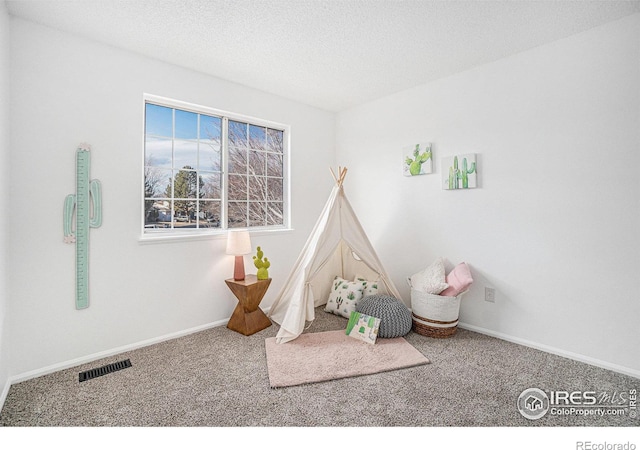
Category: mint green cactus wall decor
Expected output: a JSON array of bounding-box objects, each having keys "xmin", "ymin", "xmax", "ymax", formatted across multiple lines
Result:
[
  {"xmin": 443, "ymin": 153, "xmax": 477, "ymax": 190},
  {"xmin": 63, "ymin": 143, "xmax": 102, "ymax": 309},
  {"xmin": 403, "ymin": 142, "xmax": 433, "ymax": 176},
  {"xmin": 253, "ymin": 246, "xmax": 271, "ymax": 280}
]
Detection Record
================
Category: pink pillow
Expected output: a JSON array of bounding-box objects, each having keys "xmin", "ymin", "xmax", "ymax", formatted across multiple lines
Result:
[{"xmin": 439, "ymin": 263, "xmax": 473, "ymax": 297}]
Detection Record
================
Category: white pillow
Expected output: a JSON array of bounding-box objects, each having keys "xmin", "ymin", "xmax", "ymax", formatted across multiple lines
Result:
[
  {"xmin": 325, "ymin": 277, "xmax": 366, "ymax": 319},
  {"xmin": 354, "ymin": 276, "xmax": 380, "ymax": 297},
  {"xmin": 410, "ymin": 258, "xmax": 449, "ymax": 294}
]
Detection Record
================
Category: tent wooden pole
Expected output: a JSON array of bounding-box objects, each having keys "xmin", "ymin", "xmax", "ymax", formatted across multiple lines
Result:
[
  {"xmin": 329, "ymin": 167, "xmax": 338, "ymax": 184},
  {"xmin": 330, "ymin": 166, "xmax": 348, "ymax": 187},
  {"xmin": 339, "ymin": 167, "xmax": 348, "ymax": 186}
]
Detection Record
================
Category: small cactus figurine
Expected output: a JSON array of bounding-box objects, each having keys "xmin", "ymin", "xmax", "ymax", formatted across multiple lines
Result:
[{"xmin": 253, "ymin": 246, "xmax": 271, "ymax": 280}]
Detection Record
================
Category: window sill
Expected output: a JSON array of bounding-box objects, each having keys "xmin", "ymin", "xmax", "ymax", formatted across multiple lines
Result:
[{"xmin": 138, "ymin": 227, "xmax": 295, "ymax": 245}]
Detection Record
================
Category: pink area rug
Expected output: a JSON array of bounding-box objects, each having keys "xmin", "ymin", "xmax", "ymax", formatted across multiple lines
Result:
[{"xmin": 265, "ymin": 329, "xmax": 430, "ymax": 388}]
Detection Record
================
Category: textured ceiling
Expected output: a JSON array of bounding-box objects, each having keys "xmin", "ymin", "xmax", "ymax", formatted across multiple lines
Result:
[{"xmin": 6, "ymin": 0, "xmax": 640, "ymax": 112}]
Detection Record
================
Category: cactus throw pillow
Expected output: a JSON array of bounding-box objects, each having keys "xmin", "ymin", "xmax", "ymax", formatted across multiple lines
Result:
[
  {"xmin": 325, "ymin": 277, "xmax": 366, "ymax": 319},
  {"xmin": 355, "ymin": 276, "xmax": 379, "ymax": 297}
]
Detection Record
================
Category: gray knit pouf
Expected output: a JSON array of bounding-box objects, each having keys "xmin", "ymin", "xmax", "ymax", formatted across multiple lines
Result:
[{"xmin": 356, "ymin": 295, "xmax": 412, "ymax": 338}]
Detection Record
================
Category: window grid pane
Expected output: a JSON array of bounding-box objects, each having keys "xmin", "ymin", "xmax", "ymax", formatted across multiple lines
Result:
[{"xmin": 144, "ymin": 100, "xmax": 286, "ymax": 233}]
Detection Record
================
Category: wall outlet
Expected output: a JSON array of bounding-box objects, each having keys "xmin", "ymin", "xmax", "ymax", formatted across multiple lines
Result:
[{"xmin": 485, "ymin": 287, "xmax": 496, "ymax": 303}]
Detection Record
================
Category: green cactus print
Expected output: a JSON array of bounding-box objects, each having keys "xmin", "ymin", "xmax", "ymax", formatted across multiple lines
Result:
[
  {"xmin": 461, "ymin": 157, "xmax": 476, "ymax": 188},
  {"xmin": 446, "ymin": 154, "xmax": 477, "ymax": 189},
  {"xmin": 356, "ymin": 277, "xmax": 379, "ymax": 296},
  {"xmin": 346, "ymin": 312, "xmax": 381, "ymax": 344},
  {"xmin": 325, "ymin": 277, "xmax": 367, "ymax": 319},
  {"xmin": 404, "ymin": 143, "xmax": 432, "ymax": 176}
]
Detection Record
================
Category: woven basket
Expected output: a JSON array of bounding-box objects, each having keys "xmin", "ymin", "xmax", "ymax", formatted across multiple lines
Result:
[{"xmin": 410, "ymin": 289, "xmax": 464, "ymax": 338}]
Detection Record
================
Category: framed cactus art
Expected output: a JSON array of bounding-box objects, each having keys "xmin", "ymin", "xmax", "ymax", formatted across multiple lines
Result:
[
  {"xmin": 442, "ymin": 153, "xmax": 477, "ymax": 190},
  {"xmin": 403, "ymin": 142, "xmax": 433, "ymax": 176}
]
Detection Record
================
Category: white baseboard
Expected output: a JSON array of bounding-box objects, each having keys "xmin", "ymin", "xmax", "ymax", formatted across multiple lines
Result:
[
  {"xmin": 3, "ymin": 305, "xmax": 274, "ymax": 406},
  {"xmin": 4, "ymin": 313, "xmax": 636, "ymax": 415},
  {"xmin": 8, "ymin": 317, "xmax": 229, "ymax": 385},
  {"xmin": 458, "ymin": 322, "xmax": 640, "ymax": 380},
  {"xmin": 0, "ymin": 377, "xmax": 10, "ymax": 413}
]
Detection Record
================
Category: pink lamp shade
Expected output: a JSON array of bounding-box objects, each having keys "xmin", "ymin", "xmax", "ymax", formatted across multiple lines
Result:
[{"xmin": 226, "ymin": 230, "xmax": 252, "ymax": 281}]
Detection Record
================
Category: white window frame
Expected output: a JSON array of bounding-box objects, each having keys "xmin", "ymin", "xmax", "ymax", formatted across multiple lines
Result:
[{"xmin": 140, "ymin": 94, "xmax": 291, "ymax": 242}]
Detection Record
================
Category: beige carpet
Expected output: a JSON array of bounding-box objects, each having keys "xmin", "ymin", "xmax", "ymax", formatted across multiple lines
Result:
[
  {"xmin": 265, "ymin": 329, "xmax": 430, "ymax": 388},
  {"xmin": 2, "ymin": 308, "xmax": 638, "ymax": 427}
]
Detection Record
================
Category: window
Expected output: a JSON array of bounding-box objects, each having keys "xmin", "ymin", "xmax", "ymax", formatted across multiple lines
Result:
[{"xmin": 143, "ymin": 96, "xmax": 288, "ymax": 236}]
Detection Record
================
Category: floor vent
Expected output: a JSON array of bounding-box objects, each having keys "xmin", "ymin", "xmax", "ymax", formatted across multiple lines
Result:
[{"xmin": 79, "ymin": 359, "xmax": 132, "ymax": 382}]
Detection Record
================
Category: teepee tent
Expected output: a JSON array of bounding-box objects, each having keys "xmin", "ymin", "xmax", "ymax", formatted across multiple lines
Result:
[{"xmin": 268, "ymin": 167, "xmax": 403, "ymax": 343}]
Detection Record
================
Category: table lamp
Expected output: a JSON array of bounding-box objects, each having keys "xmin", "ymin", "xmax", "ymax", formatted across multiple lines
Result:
[{"xmin": 226, "ymin": 230, "xmax": 252, "ymax": 281}]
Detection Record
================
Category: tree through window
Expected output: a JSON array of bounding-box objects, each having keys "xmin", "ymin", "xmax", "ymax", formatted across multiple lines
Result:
[{"xmin": 143, "ymin": 98, "xmax": 287, "ymax": 235}]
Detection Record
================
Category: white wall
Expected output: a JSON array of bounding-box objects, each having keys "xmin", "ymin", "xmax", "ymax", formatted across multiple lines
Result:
[
  {"xmin": 0, "ymin": 1, "xmax": 11, "ymax": 401},
  {"xmin": 7, "ymin": 18, "xmax": 335, "ymax": 378},
  {"xmin": 337, "ymin": 14, "xmax": 640, "ymax": 376},
  {"xmin": 5, "ymin": 9, "xmax": 638, "ymax": 389}
]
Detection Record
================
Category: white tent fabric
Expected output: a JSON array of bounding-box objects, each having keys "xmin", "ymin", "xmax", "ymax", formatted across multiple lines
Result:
[{"xmin": 268, "ymin": 168, "xmax": 403, "ymax": 344}]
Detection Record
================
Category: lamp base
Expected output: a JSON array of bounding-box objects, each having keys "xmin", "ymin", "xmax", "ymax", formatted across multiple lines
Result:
[{"xmin": 233, "ymin": 255, "xmax": 246, "ymax": 281}]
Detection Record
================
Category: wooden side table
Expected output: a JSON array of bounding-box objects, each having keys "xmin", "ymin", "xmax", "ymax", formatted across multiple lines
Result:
[{"xmin": 225, "ymin": 275, "xmax": 272, "ymax": 336}]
